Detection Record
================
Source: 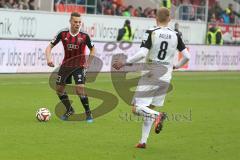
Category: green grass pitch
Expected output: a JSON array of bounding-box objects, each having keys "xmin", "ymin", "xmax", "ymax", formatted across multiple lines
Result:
[{"xmin": 0, "ymin": 72, "xmax": 239, "ymax": 160}]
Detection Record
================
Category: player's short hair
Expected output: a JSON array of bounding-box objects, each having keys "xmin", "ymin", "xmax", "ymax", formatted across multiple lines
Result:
[
  {"xmin": 156, "ymin": 7, "xmax": 170, "ymax": 23},
  {"xmin": 71, "ymin": 12, "xmax": 81, "ymax": 18}
]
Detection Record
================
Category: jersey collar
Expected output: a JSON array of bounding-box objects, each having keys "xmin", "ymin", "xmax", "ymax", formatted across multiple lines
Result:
[{"xmin": 69, "ymin": 28, "xmax": 79, "ymax": 37}]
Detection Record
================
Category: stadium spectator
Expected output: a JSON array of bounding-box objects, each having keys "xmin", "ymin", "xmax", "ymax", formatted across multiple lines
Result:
[
  {"xmin": 128, "ymin": 5, "xmax": 135, "ymax": 16},
  {"xmin": 18, "ymin": 0, "xmax": 29, "ymax": 10},
  {"xmin": 101, "ymin": 0, "xmax": 112, "ymax": 13},
  {"xmin": 24, "ymin": 0, "xmax": 30, "ymax": 9},
  {"xmin": 117, "ymin": 19, "xmax": 134, "ymax": 42},
  {"xmin": 143, "ymin": 7, "xmax": 151, "ymax": 17},
  {"xmin": 0, "ymin": 0, "xmax": 4, "ymax": 8},
  {"xmin": 12, "ymin": 0, "xmax": 19, "ymax": 8},
  {"xmin": 111, "ymin": 2, "xmax": 117, "ymax": 15},
  {"xmin": 28, "ymin": 0, "xmax": 35, "ymax": 10},
  {"xmin": 115, "ymin": 5, "xmax": 123, "ymax": 16},
  {"xmin": 122, "ymin": 5, "xmax": 133, "ymax": 17},
  {"xmin": 207, "ymin": 23, "xmax": 223, "ymax": 45},
  {"xmin": 209, "ymin": 13, "xmax": 217, "ymax": 23},
  {"xmin": 18, "ymin": 0, "xmax": 23, "ymax": 9},
  {"xmin": 0, "ymin": 0, "xmax": 36, "ymax": 10},
  {"xmin": 100, "ymin": 0, "xmax": 119, "ymax": 15},
  {"xmin": 161, "ymin": 0, "xmax": 171, "ymax": 9},
  {"xmin": 224, "ymin": 3, "xmax": 240, "ymax": 24},
  {"xmin": 208, "ymin": 0, "xmax": 223, "ymax": 22},
  {"xmin": 221, "ymin": 11, "xmax": 230, "ymax": 24},
  {"xmin": 104, "ymin": 7, "xmax": 113, "ymax": 15},
  {"xmin": 1, "ymin": 0, "xmax": 17, "ymax": 8},
  {"xmin": 5, "ymin": 0, "xmax": 14, "ymax": 8},
  {"xmin": 147, "ymin": 9, "xmax": 156, "ymax": 18},
  {"xmin": 136, "ymin": 6, "xmax": 144, "ymax": 17}
]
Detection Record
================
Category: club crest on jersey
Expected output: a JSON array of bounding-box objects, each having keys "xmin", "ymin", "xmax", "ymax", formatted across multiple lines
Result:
[{"xmin": 78, "ymin": 37, "xmax": 83, "ymax": 43}]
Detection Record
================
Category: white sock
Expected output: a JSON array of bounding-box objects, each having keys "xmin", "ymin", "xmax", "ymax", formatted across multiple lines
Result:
[
  {"xmin": 140, "ymin": 117, "xmax": 154, "ymax": 144},
  {"xmin": 135, "ymin": 106, "xmax": 159, "ymax": 119}
]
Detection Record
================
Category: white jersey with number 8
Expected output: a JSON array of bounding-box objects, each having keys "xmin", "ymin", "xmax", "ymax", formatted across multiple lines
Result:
[
  {"xmin": 131, "ymin": 27, "xmax": 187, "ymax": 107},
  {"xmin": 141, "ymin": 27, "xmax": 186, "ymax": 67}
]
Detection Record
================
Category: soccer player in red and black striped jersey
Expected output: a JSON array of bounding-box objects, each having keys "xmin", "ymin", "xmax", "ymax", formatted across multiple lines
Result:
[{"xmin": 45, "ymin": 12, "xmax": 95, "ymax": 122}]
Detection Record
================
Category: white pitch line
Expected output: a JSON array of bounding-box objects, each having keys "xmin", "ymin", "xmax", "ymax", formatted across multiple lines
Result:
[{"xmin": 0, "ymin": 76, "xmax": 239, "ymax": 86}]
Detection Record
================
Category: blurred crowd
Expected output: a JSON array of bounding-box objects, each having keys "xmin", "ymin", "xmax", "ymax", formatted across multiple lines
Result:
[
  {"xmin": 0, "ymin": 0, "xmax": 35, "ymax": 10},
  {"xmin": 54, "ymin": 0, "xmax": 86, "ymax": 5},
  {"xmin": 97, "ymin": 0, "xmax": 157, "ymax": 18},
  {"xmin": 97, "ymin": 0, "xmax": 240, "ymax": 24},
  {"xmin": 208, "ymin": 0, "xmax": 240, "ymax": 24},
  {"xmin": 97, "ymin": 0, "xmax": 210, "ymax": 19},
  {"xmin": 1, "ymin": 0, "xmax": 240, "ymax": 25}
]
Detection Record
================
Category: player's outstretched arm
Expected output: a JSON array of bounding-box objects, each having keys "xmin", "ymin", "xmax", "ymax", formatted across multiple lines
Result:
[
  {"xmin": 126, "ymin": 47, "xmax": 149, "ymax": 65},
  {"xmin": 174, "ymin": 48, "xmax": 190, "ymax": 69},
  {"xmin": 45, "ymin": 44, "xmax": 55, "ymax": 67},
  {"xmin": 112, "ymin": 47, "xmax": 148, "ymax": 70}
]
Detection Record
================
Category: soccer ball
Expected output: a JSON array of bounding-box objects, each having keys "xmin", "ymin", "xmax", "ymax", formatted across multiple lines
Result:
[{"xmin": 36, "ymin": 108, "xmax": 51, "ymax": 122}]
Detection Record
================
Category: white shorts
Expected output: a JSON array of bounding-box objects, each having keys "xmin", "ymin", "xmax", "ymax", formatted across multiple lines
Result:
[{"xmin": 132, "ymin": 66, "xmax": 172, "ymax": 108}]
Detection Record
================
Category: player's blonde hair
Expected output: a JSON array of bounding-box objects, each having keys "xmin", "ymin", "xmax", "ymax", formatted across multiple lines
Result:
[{"xmin": 156, "ymin": 7, "xmax": 170, "ymax": 23}]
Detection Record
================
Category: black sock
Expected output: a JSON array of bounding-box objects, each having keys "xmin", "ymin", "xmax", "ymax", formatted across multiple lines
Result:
[
  {"xmin": 58, "ymin": 92, "xmax": 73, "ymax": 112},
  {"xmin": 79, "ymin": 95, "xmax": 91, "ymax": 114}
]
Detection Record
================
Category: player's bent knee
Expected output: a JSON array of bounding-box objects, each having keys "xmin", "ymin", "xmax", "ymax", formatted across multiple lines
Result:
[
  {"xmin": 56, "ymin": 85, "xmax": 65, "ymax": 95},
  {"xmin": 75, "ymin": 85, "xmax": 85, "ymax": 96},
  {"xmin": 76, "ymin": 88, "xmax": 84, "ymax": 95}
]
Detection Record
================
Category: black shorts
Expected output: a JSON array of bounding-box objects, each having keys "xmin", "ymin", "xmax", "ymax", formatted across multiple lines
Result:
[{"xmin": 56, "ymin": 66, "xmax": 86, "ymax": 85}]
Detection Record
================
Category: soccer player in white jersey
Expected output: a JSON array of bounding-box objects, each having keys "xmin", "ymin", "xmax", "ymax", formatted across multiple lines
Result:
[{"xmin": 113, "ymin": 7, "xmax": 190, "ymax": 149}]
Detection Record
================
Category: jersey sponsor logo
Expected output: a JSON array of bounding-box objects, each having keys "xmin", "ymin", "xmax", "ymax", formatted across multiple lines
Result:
[
  {"xmin": 18, "ymin": 16, "xmax": 37, "ymax": 38},
  {"xmin": 67, "ymin": 44, "xmax": 79, "ymax": 50}
]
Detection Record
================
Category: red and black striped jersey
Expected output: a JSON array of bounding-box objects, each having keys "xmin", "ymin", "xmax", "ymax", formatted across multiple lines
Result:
[{"xmin": 50, "ymin": 28, "xmax": 94, "ymax": 67}]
